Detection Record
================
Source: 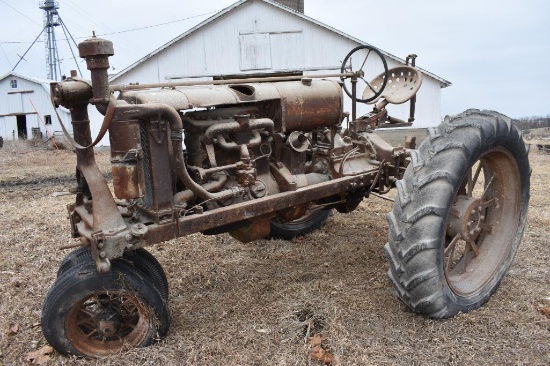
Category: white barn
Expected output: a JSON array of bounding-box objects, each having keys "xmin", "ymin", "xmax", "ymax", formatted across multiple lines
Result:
[
  {"xmin": 111, "ymin": 0, "xmax": 451, "ymax": 127},
  {"xmin": 0, "ymin": 71, "xmax": 110, "ymax": 146},
  {"xmin": 0, "ymin": 71, "xmax": 73, "ymax": 143}
]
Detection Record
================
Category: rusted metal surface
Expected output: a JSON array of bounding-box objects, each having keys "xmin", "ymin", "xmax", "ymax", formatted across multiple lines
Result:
[
  {"xmin": 110, "ymin": 72, "xmax": 355, "ymax": 92},
  {"xmin": 78, "ymin": 34, "xmax": 113, "ymax": 105},
  {"xmin": 444, "ymin": 148, "xmax": 521, "ymax": 296},
  {"xmin": 110, "ymin": 120, "xmax": 141, "ymax": 199},
  {"xmin": 176, "ymin": 172, "xmax": 376, "ymax": 236},
  {"xmin": 363, "ymin": 66, "xmax": 422, "ymax": 105},
  {"xmin": 272, "ymin": 80, "xmax": 342, "ymax": 132},
  {"xmin": 405, "ymin": 54, "xmax": 418, "ymax": 122},
  {"xmin": 65, "ymin": 291, "xmax": 152, "ymax": 356},
  {"xmin": 51, "ymin": 37, "xmax": 422, "ymax": 273},
  {"xmin": 119, "ymin": 79, "xmax": 341, "ymax": 133}
]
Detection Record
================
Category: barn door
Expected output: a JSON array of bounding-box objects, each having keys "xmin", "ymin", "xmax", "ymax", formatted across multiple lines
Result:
[{"xmin": 16, "ymin": 115, "xmax": 27, "ymax": 139}]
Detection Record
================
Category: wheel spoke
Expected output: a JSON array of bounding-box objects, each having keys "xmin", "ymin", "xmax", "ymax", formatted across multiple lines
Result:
[
  {"xmin": 120, "ymin": 322, "xmax": 137, "ymax": 334},
  {"xmin": 480, "ymin": 174, "xmax": 496, "ymax": 201},
  {"xmin": 444, "ymin": 234, "xmax": 460, "ymax": 256},
  {"xmin": 462, "ymin": 242, "xmax": 471, "ymax": 273},
  {"xmin": 481, "ymin": 197, "xmax": 498, "ymax": 209},
  {"xmin": 466, "ymin": 167, "xmax": 473, "ymax": 198},
  {"xmin": 79, "ymin": 308, "xmax": 96, "ymax": 319},
  {"xmin": 360, "ymin": 49, "xmax": 372, "ymax": 71},
  {"xmin": 444, "ymin": 234, "xmax": 461, "ymax": 272},
  {"xmin": 360, "ymin": 76, "xmax": 377, "ymax": 94},
  {"xmin": 467, "ymin": 239, "xmax": 480, "ymax": 257},
  {"xmin": 479, "ymin": 222, "xmax": 493, "ymax": 234},
  {"xmin": 85, "ymin": 328, "xmax": 100, "ymax": 339},
  {"xmin": 470, "ymin": 163, "xmax": 483, "ymax": 197},
  {"xmin": 121, "ymin": 300, "xmax": 138, "ymax": 315},
  {"xmin": 77, "ymin": 317, "xmax": 96, "ymax": 328},
  {"xmin": 449, "ymin": 207, "xmax": 460, "ymax": 218}
]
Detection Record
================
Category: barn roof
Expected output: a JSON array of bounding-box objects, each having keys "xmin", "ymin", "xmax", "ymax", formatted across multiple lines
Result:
[
  {"xmin": 0, "ymin": 71, "xmax": 72, "ymax": 115},
  {"xmin": 110, "ymin": 0, "xmax": 451, "ymax": 87},
  {"xmin": 0, "ymin": 71, "xmax": 53, "ymax": 93}
]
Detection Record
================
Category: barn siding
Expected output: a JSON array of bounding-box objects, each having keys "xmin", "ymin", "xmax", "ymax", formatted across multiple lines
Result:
[{"xmin": 111, "ymin": 0, "xmax": 446, "ymax": 126}]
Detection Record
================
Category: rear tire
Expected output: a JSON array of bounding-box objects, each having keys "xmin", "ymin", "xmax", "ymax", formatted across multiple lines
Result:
[
  {"xmin": 384, "ymin": 109, "xmax": 530, "ymax": 318},
  {"xmin": 269, "ymin": 209, "xmax": 332, "ymax": 240}
]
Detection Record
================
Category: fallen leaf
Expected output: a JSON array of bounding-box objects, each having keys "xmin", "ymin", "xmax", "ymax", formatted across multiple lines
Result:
[
  {"xmin": 31, "ymin": 354, "xmax": 50, "ymax": 365},
  {"xmin": 311, "ymin": 346, "xmax": 334, "ymax": 364},
  {"xmin": 26, "ymin": 345, "xmax": 54, "ymax": 365},
  {"xmin": 7, "ymin": 323, "xmax": 19, "ymax": 335},
  {"xmin": 310, "ymin": 333, "xmax": 322, "ymax": 347},
  {"xmin": 310, "ymin": 334, "xmax": 336, "ymax": 365}
]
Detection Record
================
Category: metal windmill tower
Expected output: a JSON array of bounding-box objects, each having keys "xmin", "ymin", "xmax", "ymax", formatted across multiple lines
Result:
[
  {"xmin": 12, "ymin": 0, "xmax": 81, "ymax": 80},
  {"xmin": 39, "ymin": 0, "xmax": 61, "ymax": 80}
]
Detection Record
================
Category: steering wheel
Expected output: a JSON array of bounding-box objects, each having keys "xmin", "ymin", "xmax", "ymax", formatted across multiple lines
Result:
[{"xmin": 340, "ymin": 45, "xmax": 388, "ymax": 104}]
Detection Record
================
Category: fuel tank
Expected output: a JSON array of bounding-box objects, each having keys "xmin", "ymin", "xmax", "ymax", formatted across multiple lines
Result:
[{"xmin": 119, "ymin": 79, "xmax": 343, "ymax": 132}]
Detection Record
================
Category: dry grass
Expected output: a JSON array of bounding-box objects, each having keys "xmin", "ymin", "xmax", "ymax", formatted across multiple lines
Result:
[{"xmin": 0, "ymin": 139, "xmax": 549, "ymax": 365}]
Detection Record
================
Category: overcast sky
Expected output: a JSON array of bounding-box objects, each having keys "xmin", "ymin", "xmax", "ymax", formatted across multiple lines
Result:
[{"xmin": 0, "ymin": 0, "xmax": 548, "ymax": 119}]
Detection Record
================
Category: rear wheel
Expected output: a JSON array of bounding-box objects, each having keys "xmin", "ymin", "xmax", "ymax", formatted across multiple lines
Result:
[
  {"xmin": 42, "ymin": 260, "xmax": 170, "ymax": 357},
  {"xmin": 269, "ymin": 209, "xmax": 332, "ymax": 240},
  {"xmin": 384, "ymin": 110, "xmax": 530, "ymax": 318}
]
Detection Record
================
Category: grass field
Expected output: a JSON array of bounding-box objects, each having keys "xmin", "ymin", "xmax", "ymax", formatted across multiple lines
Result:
[{"xmin": 0, "ymin": 139, "xmax": 548, "ymax": 365}]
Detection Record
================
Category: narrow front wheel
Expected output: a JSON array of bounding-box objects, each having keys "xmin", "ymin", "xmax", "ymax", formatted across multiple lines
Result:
[
  {"xmin": 42, "ymin": 260, "xmax": 170, "ymax": 357},
  {"xmin": 57, "ymin": 247, "xmax": 170, "ymax": 300}
]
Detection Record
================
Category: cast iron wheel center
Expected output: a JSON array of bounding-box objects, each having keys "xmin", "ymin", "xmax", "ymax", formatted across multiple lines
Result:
[
  {"xmin": 448, "ymin": 196, "xmax": 485, "ymax": 242},
  {"xmin": 97, "ymin": 312, "xmax": 122, "ymax": 337}
]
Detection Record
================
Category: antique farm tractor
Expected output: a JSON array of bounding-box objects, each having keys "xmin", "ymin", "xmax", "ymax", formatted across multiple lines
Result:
[{"xmin": 42, "ymin": 36, "xmax": 530, "ymax": 357}]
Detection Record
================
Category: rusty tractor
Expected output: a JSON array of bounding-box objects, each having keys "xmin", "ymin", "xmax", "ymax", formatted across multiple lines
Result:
[{"xmin": 41, "ymin": 36, "xmax": 530, "ymax": 357}]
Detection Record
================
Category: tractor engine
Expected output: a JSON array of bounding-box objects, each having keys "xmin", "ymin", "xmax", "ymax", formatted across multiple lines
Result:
[{"xmin": 112, "ymin": 79, "xmax": 352, "ymax": 240}]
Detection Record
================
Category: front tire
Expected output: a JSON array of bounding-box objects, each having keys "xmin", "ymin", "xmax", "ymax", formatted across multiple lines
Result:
[
  {"xmin": 42, "ymin": 260, "xmax": 170, "ymax": 357},
  {"xmin": 384, "ymin": 110, "xmax": 530, "ymax": 318},
  {"xmin": 57, "ymin": 247, "xmax": 169, "ymax": 300}
]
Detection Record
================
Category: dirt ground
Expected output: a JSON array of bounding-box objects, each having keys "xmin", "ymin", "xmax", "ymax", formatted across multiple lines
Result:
[{"xmin": 0, "ymin": 139, "xmax": 548, "ymax": 365}]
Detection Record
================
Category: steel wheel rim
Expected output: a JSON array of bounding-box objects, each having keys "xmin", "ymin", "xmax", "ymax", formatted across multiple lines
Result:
[
  {"xmin": 444, "ymin": 148, "xmax": 521, "ymax": 297},
  {"xmin": 273, "ymin": 205, "xmax": 323, "ymax": 226},
  {"xmin": 65, "ymin": 291, "xmax": 152, "ymax": 356}
]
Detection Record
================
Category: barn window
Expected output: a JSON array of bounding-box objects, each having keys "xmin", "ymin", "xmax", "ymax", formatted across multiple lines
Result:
[
  {"xmin": 239, "ymin": 30, "xmax": 303, "ymax": 72},
  {"xmin": 10, "ymin": 79, "xmax": 18, "ymax": 89},
  {"xmin": 44, "ymin": 115, "xmax": 52, "ymax": 125}
]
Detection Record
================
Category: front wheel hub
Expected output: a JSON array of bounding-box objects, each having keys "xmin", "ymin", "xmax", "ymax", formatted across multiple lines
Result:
[{"xmin": 97, "ymin": 313, "xmax": 121, "ymax": 338}]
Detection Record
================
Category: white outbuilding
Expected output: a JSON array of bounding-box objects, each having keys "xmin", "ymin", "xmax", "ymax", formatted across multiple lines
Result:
[
  {"xmin": 0, "ymin": 71, "xmax": 72, "ymax": 143},
  {"xmin": 110, "ymin": 0, "xmax": 451, "ymax": 127}
]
